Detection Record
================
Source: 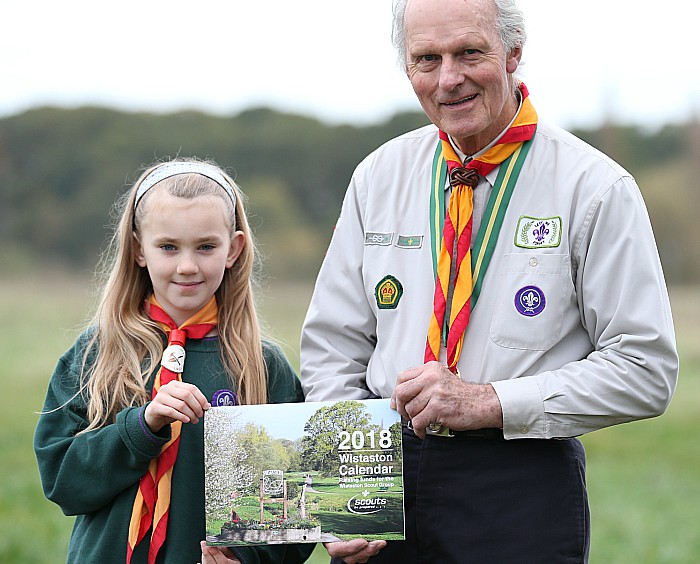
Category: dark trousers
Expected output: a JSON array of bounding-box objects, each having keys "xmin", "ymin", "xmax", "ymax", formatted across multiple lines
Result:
[{"xmin": 334, "ymin": 427, "xmax": 590, "ymax": 564}]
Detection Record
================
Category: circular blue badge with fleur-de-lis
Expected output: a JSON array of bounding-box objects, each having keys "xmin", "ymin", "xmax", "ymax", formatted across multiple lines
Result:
[
  {"xmin": 211, "ymin": 389, "xmax": 238, "ymax": 407},
  {"xmin": 515, "ymin": 285, "xmax": 546, "ymax": 317}
]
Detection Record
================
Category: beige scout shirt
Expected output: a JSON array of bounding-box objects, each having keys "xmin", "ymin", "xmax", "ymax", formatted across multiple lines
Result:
[{"xmin": 300, "ymin": 121, "xmax": 678, "ymax": 440}]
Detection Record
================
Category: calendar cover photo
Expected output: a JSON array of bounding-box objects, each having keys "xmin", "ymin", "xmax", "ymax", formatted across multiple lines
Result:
[{"xmin": 204, "ymin": 399, "xmax": 405, "ymax": 546}]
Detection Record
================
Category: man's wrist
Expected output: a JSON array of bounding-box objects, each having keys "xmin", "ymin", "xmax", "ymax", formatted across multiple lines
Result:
[{"xmin": 483, "ymin": 384, "xmax": 504, "ymax": 429}]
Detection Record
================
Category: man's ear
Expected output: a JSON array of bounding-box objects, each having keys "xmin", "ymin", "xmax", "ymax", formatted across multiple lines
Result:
[{"xmin": 506, "ymin": 46, "xmax": 522, "ymax": 74}]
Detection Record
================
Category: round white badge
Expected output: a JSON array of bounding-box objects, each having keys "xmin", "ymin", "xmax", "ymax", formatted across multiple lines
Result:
[{"xmin": 161, "ymin": 344, "xmax": 186, "ymax": 373}]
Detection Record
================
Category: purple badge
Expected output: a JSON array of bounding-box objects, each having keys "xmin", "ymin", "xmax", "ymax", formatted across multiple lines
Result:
[
  {"xmin": 211, "ymin": 389, "xmax": 238, "ymax": 407},
  {"xmin": 515, "ymin": 285, "xmax": 546, "ymax": 317}
]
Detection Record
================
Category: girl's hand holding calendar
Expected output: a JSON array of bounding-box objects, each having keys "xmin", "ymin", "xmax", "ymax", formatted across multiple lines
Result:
[{"xmin": 144, "ymin": 381, "xmax": 211, "ymax": 432}]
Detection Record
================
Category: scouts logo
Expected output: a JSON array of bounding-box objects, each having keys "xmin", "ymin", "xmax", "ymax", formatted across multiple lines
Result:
[
  {"xmin": 212, "ymin": 389, "xmax": 238, "ymax": 407},
  {"xmin": 375, "ymin": 275, "xmax": 403, "ymax": 309},
  {"xmin": 515, "ymin": 285, "xmax": 546, "ymax": 317},
  {"xmin": 347, "ymin": 491, "xmax": 389, "ymax": 515},
  {"xmin": 515, "ymin": 216, "xmax": 562, "ymax": 248}
]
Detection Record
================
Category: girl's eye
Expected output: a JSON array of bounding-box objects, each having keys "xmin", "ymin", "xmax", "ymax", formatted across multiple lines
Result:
[
  {"xmin": 200, "ymin": 244, "xmax": 216, "ymax": 251},
  {"xmin": 160, "ymin": 244, "xmax": 176, "ymax": 252}
]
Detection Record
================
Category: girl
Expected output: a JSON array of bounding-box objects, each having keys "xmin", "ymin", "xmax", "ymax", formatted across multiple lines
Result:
[{"xmin": 34, "ymin": 159, "xmax": 315, "ymax": 564}]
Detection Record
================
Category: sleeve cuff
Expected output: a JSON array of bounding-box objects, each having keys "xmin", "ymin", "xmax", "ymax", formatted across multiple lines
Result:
[
  {"xmin": 117, "ymin": 404, "xmax": 171, "ymax": 459},
  {"xmin": 491, "ymin": 378, "xmax": 547, "ymax": 439}
]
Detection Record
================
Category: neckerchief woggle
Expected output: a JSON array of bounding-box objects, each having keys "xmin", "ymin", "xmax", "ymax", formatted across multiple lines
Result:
[
  {"xmin": 425, "ymin": 83, "xmax": 537, "ymax": 369},
  {"xmin": 127, "ymin": 296, "xmax": 217, "ymax": 564}
]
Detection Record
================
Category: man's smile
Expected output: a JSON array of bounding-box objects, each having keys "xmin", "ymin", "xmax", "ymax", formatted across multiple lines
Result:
[{"xmin": 443, "ymin": 93, "xmax": 478, "ymax": 106}]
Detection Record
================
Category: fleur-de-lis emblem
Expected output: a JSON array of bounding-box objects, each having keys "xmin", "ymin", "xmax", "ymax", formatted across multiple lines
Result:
[
  {"xmin": 212, "ymin": 389, "xmax": 238, "ymax": 407},
  {"xmin": 532, "ymin": 221, "xmax": 550, "ymax": 244},
  {"xmin": 515, "ymin": 285, "xmax": 546, "ymax": 317},
  {"xmin": 522, "ymin": 290, "xmax": 539, "ymax": 311}
]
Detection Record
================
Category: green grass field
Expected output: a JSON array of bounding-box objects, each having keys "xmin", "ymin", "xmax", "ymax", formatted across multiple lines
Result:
[{"xmin": 1, "ymin": 275, "xmax": 698, "ymax": 563}]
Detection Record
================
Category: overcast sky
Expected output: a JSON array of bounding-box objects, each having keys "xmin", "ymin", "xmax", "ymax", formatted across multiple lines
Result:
[{"xmin": 2, "ymin": 0, "xmax": 698, "ymax": 129}]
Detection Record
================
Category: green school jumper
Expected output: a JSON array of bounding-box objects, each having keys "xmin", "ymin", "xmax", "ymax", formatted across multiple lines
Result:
[{"xmin": 34, "ymin": 331, "xmax": 315, "ymax": 564}]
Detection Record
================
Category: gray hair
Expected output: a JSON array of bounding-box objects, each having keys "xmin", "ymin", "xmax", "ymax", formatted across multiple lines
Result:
[{"xmin": 391, "ymin": 0, "xmax": 527, "ymax": 70}]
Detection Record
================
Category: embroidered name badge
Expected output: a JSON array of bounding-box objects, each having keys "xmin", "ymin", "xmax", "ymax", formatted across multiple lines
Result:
[
  {"xmin": 396, "ymin": 235, "xmax": 423, "ymax": 249},
  {"xmin": 375, "ymin": 275, "xmax": 403, "ymax": 309},
  {"xmin": 515, "ymin": 285, "xmax": 546, "ymax": 317},
  {"xmin": 365, "ymin": 232, "xmax": 393, "ymax": 246},
  {"xmin": 515, "ymin": 216, "xmax": 562, "ymax": 249}
]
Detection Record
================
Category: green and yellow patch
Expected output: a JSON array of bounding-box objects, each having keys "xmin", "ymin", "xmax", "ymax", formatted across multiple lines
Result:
[{"xmin": 374, "ymin": 275, "xmax": 403, "ymax": 309}]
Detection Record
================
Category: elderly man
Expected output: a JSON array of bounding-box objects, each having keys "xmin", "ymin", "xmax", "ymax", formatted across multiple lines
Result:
[{"xmin": 300, "ymin": 0, "xmax": 678, "ymax": 562}]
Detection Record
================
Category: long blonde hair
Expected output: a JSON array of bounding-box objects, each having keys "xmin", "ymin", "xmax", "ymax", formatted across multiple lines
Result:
[{"xmin": 81, "ymin": 158, "xmax": 267, "ymax": 432}]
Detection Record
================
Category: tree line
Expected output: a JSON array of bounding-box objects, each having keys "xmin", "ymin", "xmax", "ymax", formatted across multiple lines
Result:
[{"xmin": 0, "ymin": 106, "xmax": 698, "ymax": 282}]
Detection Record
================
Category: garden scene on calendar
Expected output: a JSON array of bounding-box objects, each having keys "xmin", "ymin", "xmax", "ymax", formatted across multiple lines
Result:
[{"xmin": 204, "ymin": 399, "xmax": 405, "ymax": 546}]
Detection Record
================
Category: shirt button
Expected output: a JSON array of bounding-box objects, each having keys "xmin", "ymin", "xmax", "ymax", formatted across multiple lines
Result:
[
  {"xmin": 529, "ymin": 257, "xmax": 538, "ymax": 267},
  {"xmin": 520, "ymin": 425, "xmax": 529, "ymax": 434}
]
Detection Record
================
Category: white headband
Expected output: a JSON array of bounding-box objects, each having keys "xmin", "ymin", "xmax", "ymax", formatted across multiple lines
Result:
[{"xmin": 134, "ymin": 162, "xmax": 237, "ymax": 209}]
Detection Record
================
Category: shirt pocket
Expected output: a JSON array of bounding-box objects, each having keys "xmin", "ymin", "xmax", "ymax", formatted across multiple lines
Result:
[{"xmin": 489, "ymin": 253, "xmax": 572, "ymax": 351}]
